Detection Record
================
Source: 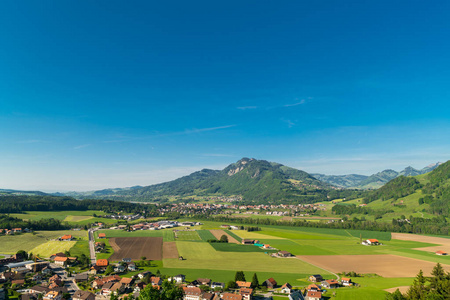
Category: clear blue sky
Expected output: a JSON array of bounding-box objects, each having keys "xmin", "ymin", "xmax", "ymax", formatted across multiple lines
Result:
[{"xmin": 1, "ymin": 1, "xmax": 449, "ymax": 191}]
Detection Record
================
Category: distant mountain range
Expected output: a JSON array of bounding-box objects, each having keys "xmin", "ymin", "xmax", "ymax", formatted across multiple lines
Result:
[
  {"xmin": 1, "ymin": 159, "xmax": 444, "ymax": 201},
  {"xmin": 312, "ymin": 162, "xmax": 442, "ymax": 189}
]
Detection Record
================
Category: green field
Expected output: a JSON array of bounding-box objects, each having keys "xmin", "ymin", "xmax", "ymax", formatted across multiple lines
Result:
[
  {"xmin": 176, "ymin": 231, "xmax": 201, "ymax": 241},
  {"xmin": 30, "ymin": 240, "xmax": 77, "ymax": 258},
  {"xmin": 0, "ymin": 230, "xmax": 87, "ymax": 254},
  {"xmin": 209, "ymin": 242, "xmax": 276, "ymax": 253},
  {"xmin": 197, "ymin": 230, "xmax": 217, "ymax": 241},
  {"xmin": 9, "ymin": 210, "xmax": 117, "ymax": 226}
]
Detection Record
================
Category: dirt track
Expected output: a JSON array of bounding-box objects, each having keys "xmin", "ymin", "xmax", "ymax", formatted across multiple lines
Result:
[
  {"xmin": 163, "ymin": 242, "xmax": 179, "ymax": 259},
  {"xmin": 392, "ymin": 233, "xmax": 450, "ymax": 253},
  {"xmin": 209, "ymin": 230, "xmax": 239, "ymax": 244},
  {"xmin": 109, "ymin": 237, "xmax": 162, "ymax": 261},
  {"xmin": 297, "ymin": 254, "xmax": 450, "ymax": 277}
]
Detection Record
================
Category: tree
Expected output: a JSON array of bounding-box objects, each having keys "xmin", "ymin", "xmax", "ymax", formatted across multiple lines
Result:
[
  {"xmin": 220, "ymin": 235, "xmax": 228, "ymax": 243},
  {"xmin": 235, "ymin": 271, "xmax": 246, "ymax": 282},
  {"xmin": 251, "ymin": 273, "xmax": 259, "ymax": 289},
  {"xmin": 385, "ymin": 289, "xmax": 407, "ymax": 300},
  {"xmin": 105, "ymin": 265, "xmax": 114, "ymax": 275},
  {"xmin": 407, "ymin": 269, "xmax": 427, "ymax": 299},
  {"xmin": 225, "ymin": 281, "xmax": 237, "ymax": 290},
  {"xmin": 16, "ymin": 250, "xmax": 28, "ymax": 260},
  {"xmin": 141, "ymin": 256, "xmax": 147, "ymax": 261}
]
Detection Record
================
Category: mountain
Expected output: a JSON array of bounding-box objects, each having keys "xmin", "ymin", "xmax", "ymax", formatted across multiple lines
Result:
[
  {"xmin": 0, "ymin": 189, "xmax": 49, "ymax": 196},
  {"xmin": 312, "ymin": 162, "xmax": 442, "ymax": 189},
  {"xmin": 63, "ymin": 158, "xmax": 330, "ymax": 202}
]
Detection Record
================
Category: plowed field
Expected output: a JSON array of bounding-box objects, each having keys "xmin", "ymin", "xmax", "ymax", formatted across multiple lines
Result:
[{"xmin": 109, "ymin": 237, "xmax": 162, "ymax": 261}]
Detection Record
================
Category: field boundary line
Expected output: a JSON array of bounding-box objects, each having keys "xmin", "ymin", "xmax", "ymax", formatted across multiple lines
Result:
[{"xmin": 295, "ymin": 256, "xmax": 340, "ymax": 281}]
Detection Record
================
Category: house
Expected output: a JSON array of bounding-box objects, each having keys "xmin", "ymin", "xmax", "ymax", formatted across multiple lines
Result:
[
  {"xmin": 53, "ymin": 257, "xmax": 68, "ymax": 266},
  {"xmin": 173, "ymin": 274, "xmax": 186, "ymax": 284},
  {"xmin": 72, "ymin": 290, "xmax": 95, "ymax": 300},
  {"xmin": 289, "ymin": 291, "xmax": 305, "ymax": 300},
  {"xmin": 110, "ymin": 282, "xmax": 125, "ymax": 295},
  {"xmin": 98, "ymin": 233, "xmax": 106, "ymax": 239},
  {"xmin": 96, "ymin": 259, "xmax": 109, "ymax": 268},
  {"xmin": 241, "ymin": 239, "xmax": 254, "ymax": 245},
  {"xmin": 12, "ymin": 228, "xmax": 22, "ymax": 233},
  {"xmin": 127, "ymin": 262, "xmax": 137, "ymax": 271},
  {"xmin": 211, "ymin": 282, "xmax": 224, "ymax": 289},
  {"xmin": 222, "ymin": 293, "xmax": 243, "ymax": 300},
  {"xmin": 239, "ymin": 288, "xmax": 253, "ymax": 300},
  {"xmin": 43, "ymin": 291, "xmax": 61, "ymax": 300},
  {"xmin": 436, "ymin": 250, "xmax": 447, "ymax": 256},
  {"xmin": 151, "ymin": 276, "xmax": 162, "ymax": 286},
  {"xmin": 321, "ymin": 279, "xmax": 339, "ymax": 289},
  {"xmin": 341, "ymin": 277, "xmax": 352, "ymax": 286},
  {"xmin": 138, "ymin": 271, "xmax": 152, "ymax": 280},
  {"xmin": 202, "ymin": 292, "xmax": 215, "ymax": 300},
  {"xmin": 362, "ymin": 239, "xmax": 380, "ymax": 246},
  {"xmin": 183, "ymin": 287, "xmax": 202, "ymax": 300},
  {"xmin": 305, "ymin": 291, "xmax": 322, "ymax": 300},
  {"xmin": 60, "ymin": 235, "xmax": 73, "ymax": 241},
  {"xmin": 281, "ymin": 283, "xmax": 292, "ymax": 294},
  {"xmin": 308, "ymin": 275, "xmax": 323, "ymax": 283},
  {"xmin": 114, "ymin": 264, "xmax": 126, "ymax": 273},
  {"xmin": 133, "ymin": 281, "xmax": 146, "ymax": 293},
  {"xmin": 120, "ymin": 277, "xmax": 133, "ymax": 288},
  {"xmin": 307, "ymin": 284, "xmax": 322, "ymax": 292},
  {"xmin": 264, "ymin": 278, "xmax": 277, "ymax": 289},
  {"xmin": 11, "ymin": 279, "xmax": 25, "ymax": 287},
  {"xmin": 236, "ymin": 281, "xmax": 252, "ymax": 288},
  {"xmin": 197, "ymin": 278, "xmax": 211, "ymax": 286},
  {"xmin": 74, "ymin": 273, "xmax": 89, "ymax": 283},
  {"xmin": 101, "ymin": 282, "xmax": 116, "ymax": 295},
  {"xmin": 277, "ymin": 251, "xmax": 293, "ymax": 257}
]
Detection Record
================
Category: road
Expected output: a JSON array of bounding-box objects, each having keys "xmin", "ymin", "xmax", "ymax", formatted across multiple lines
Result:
[{"xmin": 88, "ymin": 228, "xmax": 98, "ymax": 265}]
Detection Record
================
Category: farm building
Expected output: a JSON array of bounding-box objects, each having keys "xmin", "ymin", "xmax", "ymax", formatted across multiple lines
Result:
[
  {"xmin": 264, "ymin": 278, "xmax": 277, "ymax": 289},
  {"xmin": 309, "ymin": 275, "xmax": 323, "ymax": 282},
  {"xmin": 53, "ymin": 257, "xmax": 68, "ymax": 266},
  {"xmin": 98, "ymin": 233, "xmax": 106, "ymax": 239},
  {"xmin": 278, "ymin": 250, "xmax": 293, "ymax": 257},
  {"xmin": 321, "ymin": 279, "xmax": 339, "ymax": 289},
  {"xmin": 241, "ymin": 239, "xmax": 255, "ymax": 245},
  {"xmin": 60, "ymin": 235, "xmax": 73, "ymax": 241},
  {"xmin": 362, "ymin": 239, "xmax": 380, "ymax": 245},
  {"xmin": 96, "ymin": 259, "xmax": 109, "ymax": 268},
  {"xmin": 436, "ymin": 250, "xmax": 447, "ymax": 255},
  {"xmin": 341, "ymin": 277, "xmax": 353, "ymax": 286}
]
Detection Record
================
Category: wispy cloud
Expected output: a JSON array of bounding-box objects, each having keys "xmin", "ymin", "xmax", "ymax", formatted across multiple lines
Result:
[
  {"xmin": 17, "ymin": 139, "xmax": 45, "ymax": 144},
  {"xmin": 237, "ymin": 106, "xmax": 258, "ymax": 110},
  {"xmin": 284, "ymin": 99, "xmax": 306, "ymax": 107},
  {"xmin": 103, "ymin": 125, "xmax": 236, "ymax": 143},
  {"xmin": 74, "ymin": 144, "xmax": 91, "ymax": 150},
  {"xmin": 281, "ymin": 118, "xmax": 296, "ymax": 128}
]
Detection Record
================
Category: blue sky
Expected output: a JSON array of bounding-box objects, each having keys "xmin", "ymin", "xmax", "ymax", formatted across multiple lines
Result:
[{"xmin": 1, "ymin": 1, "xmax": 449, "ymax": 191}]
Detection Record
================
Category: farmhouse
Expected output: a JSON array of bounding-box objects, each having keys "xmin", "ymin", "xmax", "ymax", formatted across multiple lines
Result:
[
  {"xmin": 60, "ymin": 235, "xmax": 73, "ymax": 241},
  {"xmin": 96, "ymin": 259, "xmax": 109, "ymax": 268},
  {"xmin": 183, "ymin": 287, "xmax": 202, "ymax": 300},
  {"xmin": 436, "ymin": 250, "xmax": 447, "ymax": 256},
  {"xmin": 341, "ymin": 277, "xmax": 352, "ymax": 286},
  {"xmin": 281, "ymin": 283, "xmax": 292, "ymax": 294},
  {"xmin": 277, "ymin": 251, "xmax": 293, "ymax": 257},
  {"xmin": 98, "ymin": 233, "xmax": 106, "ymax": 239},
  {"xmin": 305, "ymin": 290, "xmax": 322, "ymax": 300},
  {"xmin": 53, "ymin": 257, "xmax": 68, "ymax": 267},
  {"xmin": 362, "ymin": 239, "xmax": 380, "ymax": 246},
  {"xmin": 321, "ymin": 279, "xmax": 339, "ymax": 289},
  {"xmin": 172, "ymin": 274, "xmax": 186, "ymax": 283},
  {"xmin": 308, "ymin": 275, "xmax": 323, "ymax": 282},
  {"xmin": 264, "ymin": 278, "xmax": 277, "ymax": 289},
  {"xmin": 239, "ymin": 288, "xmax": 253, "ymax": 300}
]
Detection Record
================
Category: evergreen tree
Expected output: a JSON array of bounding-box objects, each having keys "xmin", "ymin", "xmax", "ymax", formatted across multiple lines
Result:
[
  {"xmin": 407, "ymin": 269, "xmax": 427, "ymax": 299},
  {"xmin": 385, "ymin": 289, "xmax": 406, "ymax": 300},
  {"xmin": 235, "ymin": 271, "xmax": 246, "ymax": 282},
  {"xmin": 251, "ymin": 273, "xmax": 259, "ymax": 288}
]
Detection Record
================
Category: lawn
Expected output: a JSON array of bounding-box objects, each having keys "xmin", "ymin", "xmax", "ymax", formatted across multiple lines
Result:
[
  {"xmin": 163, "ymin": 241, "xmax": 331, "ymax": 275},
  {"xmin": 224, "ymin": 230, "xmax": 242, "ymax": 242},
  {"xmin": 175, "ymin": 231, "xmax": 201, "ymax": 241},
  {"xmin": 10, "ymin": 210, "xmax": 104, "ymax": 221},
  {"xmin": 69, "ymin": 240, "xmax": 90, "ymax": 258},
  {"xmin": 0, "ymin": 230, "xmax": 87, "ymax": 254},
  {"xmin": 163, "ymin": 230, "xmax": 175, "ymax": 242}
]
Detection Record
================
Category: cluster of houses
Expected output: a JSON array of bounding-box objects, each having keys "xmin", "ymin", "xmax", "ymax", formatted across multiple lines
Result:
[
  {"xmin": 0, "ymin": 228, "xmax": 32, "ymax": 235},
  {"xmin": 107, "ymin": 221, "xmax": 202, "ymax": 231},
  {"xmin": 305, "ymin": 275, "xmax": 353, "ymax": 299}
]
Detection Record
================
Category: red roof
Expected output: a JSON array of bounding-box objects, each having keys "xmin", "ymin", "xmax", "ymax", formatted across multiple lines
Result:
[
  {"xmin": 54, "ymin": 256, "xmax": 68, "ymax": 262},
  {"xmin": 236, "ymin": 281, "xmax": 252, "ymax": 288},
  {"xmin": 307, "ymin": 291, "xmax": 322, "ymax": 298},
  {"xmin": 96, "ymin": 259, "xmax": 109, "ymax": 267},
  {"xmin": 436, "ymin": 250, "xmax": 447, "ymax": 255},
  {"xmin": 367, "ymin": 239, "xmax": 379, "ymax": 243},
  {"xmin": 98, "ymin": 233, "xmax": 106, "ymax": 238},
  {"xmin": 61, "ymin": 235, "xmax": 72, "ymax": 240}
]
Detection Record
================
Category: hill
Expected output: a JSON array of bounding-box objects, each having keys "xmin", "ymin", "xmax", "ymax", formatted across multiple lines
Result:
[
  {"xmin": 62, "ymin": 158, "xmax": 332, "ymax": 203},
  {"xmin": 313, "ymin": 162, "xmax": 442, "ymax": 189}
]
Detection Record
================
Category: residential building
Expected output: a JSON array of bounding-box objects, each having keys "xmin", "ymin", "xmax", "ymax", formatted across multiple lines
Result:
[{"xmin": 72, "ymin": 291, "xmax": 95, "ymax": 300}]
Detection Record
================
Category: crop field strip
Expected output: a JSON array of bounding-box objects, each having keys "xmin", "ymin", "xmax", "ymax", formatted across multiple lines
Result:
[
  {"xmin": 196, "ymin": 230, "xmax": 217, "ymax": 241},
  {"xmin": 162, "ymin": 242, "xmax": 179, "ymax": 259},
  {"xmin": 175, "ymin": 230, "xmax": 201, "ymax": 241},
  {"xmin": 209, "ymin": 230, "xmax": 239, "ymax": 244}
]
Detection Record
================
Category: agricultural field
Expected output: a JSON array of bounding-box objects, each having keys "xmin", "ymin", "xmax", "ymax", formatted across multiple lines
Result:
[
  {"xmin": 0, "ymin": 230, "xmax": 87, "ymax": 255},
  {"xmin": 9, "ymin": 210, "xmax": 116, "ymax": 226},
  {"xmin": 175, "ymin": 230, "xmax": 201, "ymax": 241},
  {"xmin": 30, "ymin": 240, "xmax": 76, "ymax": 258},
  {"xmin": 109, "ymin": 237, "xmax": 163, "ymax": 261}
]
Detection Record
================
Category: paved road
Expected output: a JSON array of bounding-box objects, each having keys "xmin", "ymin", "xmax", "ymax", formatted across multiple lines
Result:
[{"xmin": 88, "ymin": 228, "xmax": 98, "ymax": 265}]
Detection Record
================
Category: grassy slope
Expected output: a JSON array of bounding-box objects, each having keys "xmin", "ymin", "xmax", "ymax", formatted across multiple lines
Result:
[{"xmin": 0, "ymin": 230, "xmax": 87, "ymax": 254}]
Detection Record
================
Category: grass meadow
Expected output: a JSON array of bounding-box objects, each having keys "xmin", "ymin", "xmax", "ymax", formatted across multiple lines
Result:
[{"xmin": 175, "ymin": 231, "xmax": 201, "ymax": 241}]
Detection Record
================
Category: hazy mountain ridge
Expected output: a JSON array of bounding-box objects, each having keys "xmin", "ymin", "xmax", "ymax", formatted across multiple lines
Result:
[{"xmin": 313, "ymin": 162, "xmax": 442, "ymax": 189}]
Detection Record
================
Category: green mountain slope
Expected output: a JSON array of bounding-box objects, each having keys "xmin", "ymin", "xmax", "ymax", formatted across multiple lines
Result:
[{"xmin": 64, "ymin": 158, "xmax": 331, "ymax": 202}]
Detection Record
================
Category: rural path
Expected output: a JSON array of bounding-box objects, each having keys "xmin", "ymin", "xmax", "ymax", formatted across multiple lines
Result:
[
  {"xmin": 295, "ymin": 256, "xmax": 340, "ymax": 281},
  {"xmin": 88, "ymin": 227, "xmax": 98, "ymax": 265}
]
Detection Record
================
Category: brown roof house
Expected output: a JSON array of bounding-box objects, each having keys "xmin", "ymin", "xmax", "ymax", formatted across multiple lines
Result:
[
  {"xmin": 72, "ymin": 290, "xmax": 95, "ymax": 300},
  {"xmin": 264, "ymin": 278, "xmax": 277, "ymax": 289}
]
